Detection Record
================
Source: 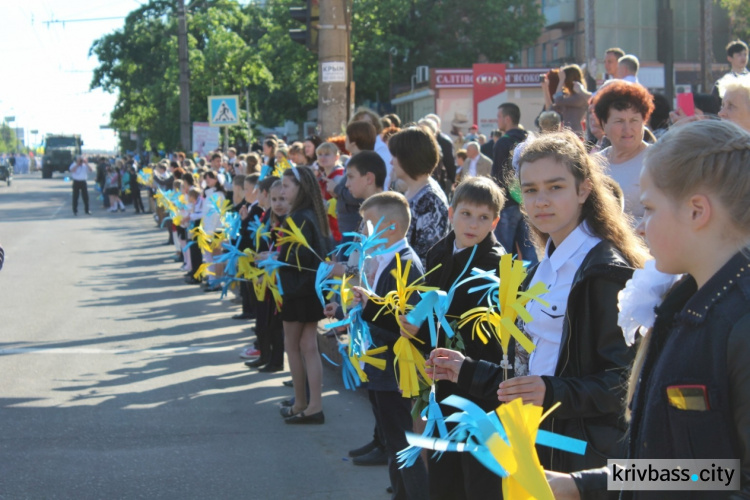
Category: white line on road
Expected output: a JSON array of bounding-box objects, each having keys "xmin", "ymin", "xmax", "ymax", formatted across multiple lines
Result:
[
  {"xmin": 0, "ymin": 346, "xmax": 240, "ymax": 355},
  {"xmin": 51, "ymin": 202, "xmax": 64, "ymax": 218}
]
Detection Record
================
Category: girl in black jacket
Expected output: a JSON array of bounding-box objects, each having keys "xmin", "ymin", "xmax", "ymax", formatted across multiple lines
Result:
[
  {"xmin": 276, "ymin": 166, "xmax": 331, "ymax": 424},
  {"xmin": 427, "ymin": 130, "xmax": 649, "ymax": 474}
]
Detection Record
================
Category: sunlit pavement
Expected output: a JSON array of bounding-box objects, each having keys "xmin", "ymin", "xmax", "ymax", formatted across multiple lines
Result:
[{"xmin": 0, "ymin": 175, "xmax": 387, "ymax": 499}]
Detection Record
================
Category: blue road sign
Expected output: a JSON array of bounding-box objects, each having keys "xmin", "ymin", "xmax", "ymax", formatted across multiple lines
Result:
[{"xmin": 208, "ymin": 95, "xmax": 240, "ymax": 126}]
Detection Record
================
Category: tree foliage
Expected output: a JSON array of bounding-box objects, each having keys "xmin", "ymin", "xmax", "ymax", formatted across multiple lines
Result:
[
  {"xmin": 718, "ymin": 0, "xmax": 750, "ymax": 42},
  {"xmin": 90, "ymin": 0, "xmax": 543, "ymax": 151}
]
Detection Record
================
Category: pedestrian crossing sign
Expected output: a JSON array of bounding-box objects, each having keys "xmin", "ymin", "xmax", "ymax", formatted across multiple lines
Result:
[{"xmin": 208, "ymin": 95, "xmax": 240, "ymax": 126}]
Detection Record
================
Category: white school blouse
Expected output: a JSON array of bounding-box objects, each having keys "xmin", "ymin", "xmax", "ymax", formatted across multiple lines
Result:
[{"xmin": 525, "ymin": 223, "xmax": 601, "ymax": 377}]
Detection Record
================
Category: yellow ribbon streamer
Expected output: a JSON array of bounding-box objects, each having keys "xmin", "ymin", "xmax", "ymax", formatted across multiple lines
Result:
[
  {"xmin": 392, "ymin": 336, "xmax": 431, "ymax": 398},
  {"xmin": 494, "ymin": 399, "xmax": 555, "ymax": 500},
  {"xmin": 458, "ymin": 254, "xmax": 548, "ymax": 356}
]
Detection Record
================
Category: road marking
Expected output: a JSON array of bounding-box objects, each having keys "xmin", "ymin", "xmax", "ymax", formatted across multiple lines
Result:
[
  {"xmin": 51, "ymin": 202, "xmax": 64, "ymax": 218},
  {"xmin": 0, "ymin": 346, "xmax": 240, "ymax": 355}
]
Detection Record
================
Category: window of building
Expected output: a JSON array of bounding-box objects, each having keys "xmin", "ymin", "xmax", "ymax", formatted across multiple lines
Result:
[{"xmin": 528, "ymin": 46, "xmax": 535, "ymax": 66}]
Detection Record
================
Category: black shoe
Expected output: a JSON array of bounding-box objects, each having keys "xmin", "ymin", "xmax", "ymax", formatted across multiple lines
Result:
[
  {"xmin": 259, "ymin": 364, "xmax": 283, "ymax": 373},
  {"xmin": 349, "ymin": 440, "xmax": 379, "ymax": 458},
  {"xmin": 352, "ymin": 447, "xmax": 388, "ymax": 466},
  {"xmin": 232, "ymin": 314, "xmax": 253, "ymax": 320},
  {"xmin": 386, "ymin": 486, "xmax": 393, "ymax": 494},
  {"xmin": 184, "ymin": 276, "xmax": 201, "ymax": 285},
  {"xmin": 280, "ymin": 398, "xmax": 294, "ymax": 408},
  {"xmin": 245, "ymin": 358, "xmax": 267, "ymax": 368},
  {"xmin": 284, "ymin": 411, "xmax": 324, "ymax": 425},
  {"xmin": 282, "ymin": 380, "xmax": 293, "ymax": 388}
]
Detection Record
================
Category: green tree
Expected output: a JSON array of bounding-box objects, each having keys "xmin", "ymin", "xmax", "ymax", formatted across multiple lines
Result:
[
  {"xmin": 718, "ymin": 0, "xmax": 750, "ymax": 42},
  {"xmin": 350, "ymin": 0, "xmax": 544, "ymax": 104}
]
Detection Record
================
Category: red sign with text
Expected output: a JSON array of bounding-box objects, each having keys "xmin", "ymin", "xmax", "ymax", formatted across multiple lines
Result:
[{"xmin": 473, "ymin": 64, "xmax": 507, "ymax": 138}]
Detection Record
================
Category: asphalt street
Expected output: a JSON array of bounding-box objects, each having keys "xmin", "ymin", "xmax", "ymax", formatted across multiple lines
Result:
[{"xmin": 0, "ymin": 174, "xmax": 388, "ymax": 499}]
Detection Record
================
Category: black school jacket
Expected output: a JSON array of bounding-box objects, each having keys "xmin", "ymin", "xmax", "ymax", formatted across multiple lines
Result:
[
  {"xmin": 413, "ymin": 231, "xmax": 507, "ymax": 412},
  {"xmin": 458, "ymin": 240, "xmax": 636, "ymax": 472},
  {"xmin": 361, "ymin": 245, "xmax": 425, "ymax": 392},
  {"xmin": 276, "ymin": 208, "xmax": 331, "ymax": 300}
]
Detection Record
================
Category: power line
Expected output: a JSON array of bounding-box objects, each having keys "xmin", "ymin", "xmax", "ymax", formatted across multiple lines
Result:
[{"xmin": 44, "ymin": 15, "xmax": 125, "ymax": 27}]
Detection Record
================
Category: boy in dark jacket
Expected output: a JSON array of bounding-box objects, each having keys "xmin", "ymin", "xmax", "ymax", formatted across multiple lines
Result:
[{"xmin": 401, "ymin": 177, "xmax": 507, "ymax": 500}]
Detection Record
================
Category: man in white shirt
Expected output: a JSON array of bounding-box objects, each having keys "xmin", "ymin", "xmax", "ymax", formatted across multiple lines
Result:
[
  {"xmin": 69, "ymin": 156, "xmax": 94, "ymax": 215},
  {"xmin": 616, "ymin": 54, "xmax": 640, "ymax": 84},
  {"xmin": 712, "ymin": 40, "xmax": 749, "ymax": 100}
]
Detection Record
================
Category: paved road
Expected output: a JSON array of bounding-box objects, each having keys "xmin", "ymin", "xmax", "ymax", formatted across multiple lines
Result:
[{"xmin": 0, "ymin": 175, "xmax": 387, "ymax": 499}]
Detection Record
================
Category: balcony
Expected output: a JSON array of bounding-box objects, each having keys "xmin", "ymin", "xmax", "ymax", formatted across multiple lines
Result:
[{"xmin": 543, "ymin": 0, "xmax": 576, "ymax": 30}]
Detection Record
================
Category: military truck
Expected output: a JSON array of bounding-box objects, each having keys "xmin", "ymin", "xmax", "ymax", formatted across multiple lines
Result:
[{"xmin": 41, "ymin": 134, "xmax": 83, "ymax": 179}]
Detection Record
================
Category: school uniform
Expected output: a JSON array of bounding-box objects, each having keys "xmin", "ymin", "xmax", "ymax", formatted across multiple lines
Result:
[
  {"xmin": 361, "ymin": 241, "xmax": 429, "ymax": 500},
  {"xmin": 277, "ymin": 208, "xmax": 330, "ymax": 323},
  {"xmin": 457, "ymin": 224, "xmax": 637, "ymax": 473},
  {"xmin": 572, "ymin": 252, "xmax": 750, "ymax": 499},
  {"xmin": 412, "ymin": 230, "xmax": 506, "ymax": 500}
]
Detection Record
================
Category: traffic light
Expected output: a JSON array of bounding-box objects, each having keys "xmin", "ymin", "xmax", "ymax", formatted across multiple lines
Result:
[{"xmin": 288, "ymin": 0, "xmax": 319, "ymax": 52}]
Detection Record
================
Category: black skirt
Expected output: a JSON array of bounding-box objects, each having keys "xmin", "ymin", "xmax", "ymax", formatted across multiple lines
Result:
[{"xmin": 280, "ymin": 294, "xmax": 325, "ymax": 323}]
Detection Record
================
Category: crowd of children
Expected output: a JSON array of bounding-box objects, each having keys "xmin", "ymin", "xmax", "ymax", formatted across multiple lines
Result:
[{"xmin": 131, "ymin": 98, "xmax": 750, "ymax": 499}]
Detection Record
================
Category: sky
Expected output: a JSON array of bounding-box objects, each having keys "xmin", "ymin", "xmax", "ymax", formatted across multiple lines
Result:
[{"xmin": 0, "ymin": 1, "xmax": 147, "ymax": 152}]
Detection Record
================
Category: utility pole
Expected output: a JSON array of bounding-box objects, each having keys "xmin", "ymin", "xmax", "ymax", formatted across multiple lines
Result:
[
  {"xmin": 317, "ymin": 0, "xmax": 349, "ymax": 139},
  {"xmin": 584, "ymin": 0, "xmax": 595, "ymax": 78},
  {"xmin": 177, "ymin": 0, "xmax": 191, "ymax": 152},
  {"xmin": 658, "ymin": 0, "xmax": 675, "ymax": 104},
  {"xmin": 700, "ymin": 0, "xmax": 714, "ymax": 93}
]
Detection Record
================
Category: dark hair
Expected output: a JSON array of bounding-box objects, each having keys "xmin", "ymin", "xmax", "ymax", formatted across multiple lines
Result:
[
  {"xmin": 351, "ymin": 108, "xmax": 383, "ymax": 134},
  {"xmin": 649, "ymin": 93, "xmax": 672, "ymax": 131},
  {"xmin": 498, "ymin": 103, "xmax": 521, "ymax": 126},
  {"xmin": 210, "ymin": 153, "xmax": 222, "ymax": 161},
  {"xmin": 387, "ymin": 127, "xmax": 440, "ymax": 180},
  {"xmin": 264, "ymin": 138, "xmax": 278, "ymax": 152},
  {"xmin": 346, "ymin": 151, "xmax": 386, "ymax": 188},
  {"xmin": 233, "ymin": 174, "xmax": 246, "ymax": 187},
  {"xmin": 561, "ymin": 64, "xmax": 584, "ymax": 94},
  {"xmin": 246, "ymin": 173, "xmax": 260, "ymax": 185},
  {"xmin": 282, "ymin": 166, "xmax": 330, "ymax": 238},
  {"xmin": 183, "ymin": 172, "xmax": 195, "ymax": 187},
  {"xmin": 491, "ymin": 129, "xmax": 503, "ymax": 139},
  {"xmin": 592, "ymin": 80, "xmax": 655, "ymax": 124},
  {"xmin": 257, "ymin": 175, "xmax": 278, "ymax": 193},
  {"xmin": 346, "ymin": 121, "xmax": 377, "ymax": 151},
  {"xmin": 204, "ymin": 170, "xmax": 226, "ymax": 193},
  {"xmin": 726, "ymin": 40, "xmax": 749, "ymax": 58},
  {"xmin": 456, "ymin": 149, "xmax": 468, "ymax": 161},
  {"xmin": 606, "ymin": 47, "xmax": 625, "ymax": 59},
  {"xmin": 303, "ymin": 135, "xmax": 323, "ymax": 164},
  {"xmin": 173, "ymin": 167, "xmax": 186, "ymax": 179},
  {"xmin": 451, "ymin": 176, "xmax": 505, "ymax": 216},
  {"xmin": 693, "ymin": 93, "xmax": 722, "ymax": 115},
  {"xmin": 380, "ymin": 117, "xmax": 392, "ymax": 129},
  {"xmin": 385, "ymin": 113, "xmax": 401, "ymax": 128},
  {"xmin": 170, "ymin": 160, "xmax": 180, "ymax": 170}
]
